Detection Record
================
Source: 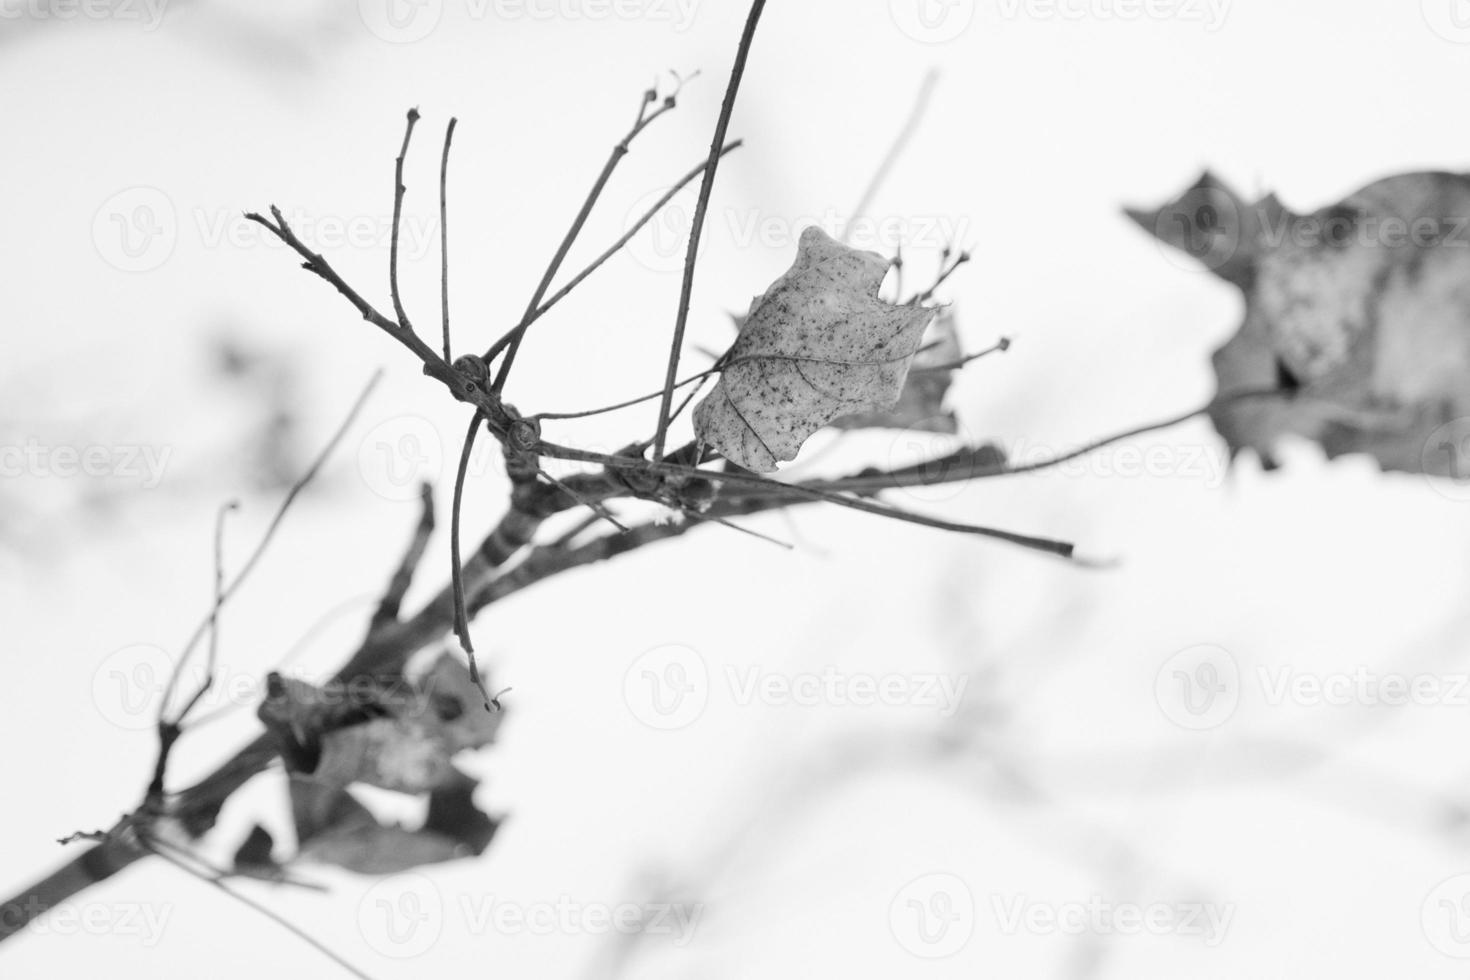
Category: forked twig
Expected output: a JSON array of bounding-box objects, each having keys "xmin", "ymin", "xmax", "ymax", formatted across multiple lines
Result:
[
  {"xmin": 160, "ymin": 372, "xmax": 384, "ymax": 719},
  {"xmin": 528, "ymin": 141, "xmax": 743, "ymax": 325},
  {"xmin": 489, "ymin": 72, "xmax": 699, "ymax": 394}
]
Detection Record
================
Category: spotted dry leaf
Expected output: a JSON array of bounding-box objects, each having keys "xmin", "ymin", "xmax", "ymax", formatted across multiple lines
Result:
[
  {"xmin": 830, "ymin": 306, "xmax": 962, "ymax": 434},
  {"xmin": 693, "ymin": 226, "xmax": 937, "ymax": 471}
]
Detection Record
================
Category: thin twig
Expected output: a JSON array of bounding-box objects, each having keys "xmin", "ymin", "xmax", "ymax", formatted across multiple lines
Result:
[
  {"xmin": 170, "ymin": 500, "xmax": 239, "ymax": 726},
  {"xmin": 489, "ymin": 74, "xmax": 697, "ymax": 394},
  {"xmin": 909, "ymin": 249, "xmax": 969, "ymax": 305},
  {"xmin": 535, "ymin": 471, "xmax": 629, "ymax": 533},
  {"xmin": 244, "ymin": 209, "xmax": 444, "ymax": 367},
  {"xmin": 451, "ymin": 413, "xmax": 482, "ymax": 657},
  {"xmin": 390, "ymin": 107, "xmax": 422, "ymax": 335},
  {"xmin": 371, "ymin": 482, "xmax": 435, "ymax": 630},
  {"xmin": 845, "ymin": 69, "xmax": 939, "ymax": 244},
  {"xmin": 449, "ymin": 413, "xmax": 498, "ymax": 710},
  {"xmin": 146, "ymin": 838, "xmax": 377, "ymax": 980},
  {"xmin": 524, "ymin": 141, "xmax": 743, "ymax": 326},
  {"xmin": 161, "ymin": 372, "xmax": 384, "ymax": 714},
  {"xmin": 809, "ymin": 388, "xmax": 1292, "ymax": 494},
  {"xmin": 439, "ymin": 117, "xmax": 458, "ymax": 362},
  {"xmin": 652, "ymin": 0, "xmax": 766, "ymax": 461},
  {"xmin": 190, "ymin": 593, "xmax": 382, "ymax": 729},
  {"xmin": 531, "ymin": 367, "xmax": 719, "ymax": 422},
  {"xmin": 913, "ymin": 336, "xmax": 1012, "ymax": 373}
]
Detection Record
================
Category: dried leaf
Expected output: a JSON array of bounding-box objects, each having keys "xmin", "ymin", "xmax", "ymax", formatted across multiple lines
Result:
[
  {"xmin": 418, "ymin": 652, "xmax": 503, "ymax": 754},
  {"xmin": 694, "ymin": 226, "xmax": 937, "ymax": 471},
  {"xmin": 1130, "ymin": 170, "xmax": 1470, "ymax": 474},
  {"xmin": 256, "ymin": 671, "xmax": 396, "ymax": 774},
  {"xmin": 830, "ymin": 306, "xmax": 962, "ymax": 433},
  {"xmin": 313, "ymin": 716, "xmax": 458, "ymax": 793},
  {"xmin": 256, "ymin": 654, "xmax": 505, "ymax": 875},
  {"xmin": 258, "ymin": 652, "xmax": 503, "ymax": 793},
  {"xmin": 290, "ymin": 775, "xmax": 497, "ymax": 875}
]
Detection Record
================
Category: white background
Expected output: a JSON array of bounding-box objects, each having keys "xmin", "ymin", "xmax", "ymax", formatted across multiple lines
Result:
[{"xmin": 6, "ymin": 0, "xmax": 1470, "ymax": 976}]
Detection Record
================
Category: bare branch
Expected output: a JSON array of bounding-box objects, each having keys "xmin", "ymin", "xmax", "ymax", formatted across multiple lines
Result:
[
  {"xmin": 527, "ymin": 140, "xmax": 743, "ymax": 325},
  {"xmin": 489, "ymin": 73, "xmax": 698, "ymax": 394},
  {"xmin": 845, "ymin": 69, "xmax": 939, "ymax": 243},
  {"xmin": 439, "ymin": 116, "xmax": 458, "ymax": 363},
  {"xmin": 390, "ymin": 107, "xmax": 422, "ymax": 335},
  {"xmin": 161, "ymin": 371, "xmax": 384, "ymax": 715},
  {"xmin": 652, "ymin": 0, "xmax": 767, "ymax": 462},
  {"xmin": 370, "ymin": 482, "xmax": 435, "ymax": 631}
]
